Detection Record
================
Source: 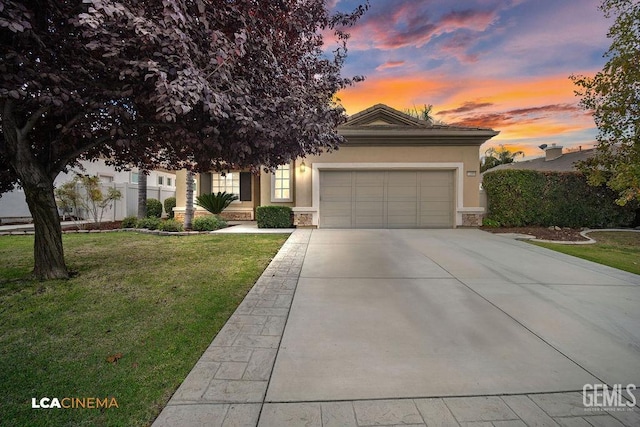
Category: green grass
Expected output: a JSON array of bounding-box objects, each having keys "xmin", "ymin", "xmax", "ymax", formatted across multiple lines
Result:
[
  {"xmin": 532, "ymin": 231, "xmax": 640, "ymax": 275},
  {"xmin": 0, "ymin": 233, "xmax": 286, "ymax": 427}
]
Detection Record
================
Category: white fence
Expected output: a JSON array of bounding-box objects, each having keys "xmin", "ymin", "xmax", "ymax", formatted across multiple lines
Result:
[
  {"xmin": 79, "ymin": 183, "xmax": 176, "ymax": 221},
  {"xmin": 0, "ymin": 184, "xmax": 175, "ymax": 223}
]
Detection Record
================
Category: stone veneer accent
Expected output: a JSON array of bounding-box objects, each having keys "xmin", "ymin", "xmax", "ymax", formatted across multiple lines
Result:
[
  {"xmin": 292, "ymin": 213, "xmax": 313, "ymax": 227},
  {"xmin": 219, "ymin": 211, "xmax": 253, "ymax": 221},
  {"xmin": 462, "ymin": 213, "xmax": 483, "ymax": 227},
  {"xmin": 174, "ymin": 210, "xmax": 253, "ymax": 224}
]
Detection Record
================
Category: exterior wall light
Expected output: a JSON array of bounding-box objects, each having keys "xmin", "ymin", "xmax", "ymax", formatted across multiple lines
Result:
[{"xmin": 300, "ymin": 161, "xmax": 306, "ymax": 173}]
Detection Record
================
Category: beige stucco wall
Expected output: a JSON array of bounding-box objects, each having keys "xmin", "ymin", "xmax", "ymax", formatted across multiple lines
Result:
[{"xmin": 174, "ymin": 170, "xmax": 256, "ymax": 221}]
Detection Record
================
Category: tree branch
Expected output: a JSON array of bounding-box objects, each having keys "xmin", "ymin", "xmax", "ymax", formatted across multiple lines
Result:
[
  {"xmin": 49, "ymin": 136, "xmax": 111, "ymax": 178},
  {"xmin": 20, "ymin": 106, "xmax": 50, "ymax": 138}
]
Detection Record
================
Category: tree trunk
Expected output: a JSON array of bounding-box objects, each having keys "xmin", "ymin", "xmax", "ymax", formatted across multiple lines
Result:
[
  {"xmin": 137, "ymin": 170, "xmax": 147, "ymax": 218},
  {"xmin": 22, "ymin": 174, "xmax": 69, "ymax": 280},
  {"xmin": 2, "ymin": 99, "xmax": 68, "ymax": 280},
  {"xmin": 185, "ymin": 171, "xmax": 194, "ymax": 229}
]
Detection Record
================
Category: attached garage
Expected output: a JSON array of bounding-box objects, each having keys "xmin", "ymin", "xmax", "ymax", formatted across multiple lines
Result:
[{"xmin": 319, "ymin": 170, "xmax": 454, "ymax": 228}]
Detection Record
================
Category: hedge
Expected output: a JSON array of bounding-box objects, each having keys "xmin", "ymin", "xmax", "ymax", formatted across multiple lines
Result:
[
  {"xmin": 483, "ymin": 170, "xmax": 636, "ymax": 228},
  {"xmin": 163, "ymin": 197, "xmax": 176, "ymax": 219},
  {"xmin": 146, "ymin": 198, "xmax": 163, "ymax": 218},
  {"xmin": 256, "ymin": 206, "xmax": 292, "ymax": 228}
]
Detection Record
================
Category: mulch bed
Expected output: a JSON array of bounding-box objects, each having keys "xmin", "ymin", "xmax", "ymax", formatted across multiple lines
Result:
[
  {"xmin": 61, "ymin": 221, "xmax": 123, "ymax": 231},
  {"xmin": 480, "ymin": 226, "xmax": 589, "ymax": 241}
]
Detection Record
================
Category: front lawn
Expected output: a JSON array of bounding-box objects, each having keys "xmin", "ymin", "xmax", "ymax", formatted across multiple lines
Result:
[
  {"xmin": 532, "ymin": 231, "xmax": 640, "ymax": 275},
  {"xmin": 0, "ymin": 232, "xmax": 286, "ymax": 427}
]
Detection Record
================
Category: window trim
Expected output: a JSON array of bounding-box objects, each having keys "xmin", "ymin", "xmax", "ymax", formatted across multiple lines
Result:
[
  {"xmin": 211, "ymin": 172, "xmax": 241, "ymax": 203},
  {"xmin": 271, "ymin": 163, "xmax": 293, "ymax": 203}
]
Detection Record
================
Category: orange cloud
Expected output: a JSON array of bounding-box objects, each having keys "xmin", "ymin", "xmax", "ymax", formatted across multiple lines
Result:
[
  {"xmin": 375, "ymin": 61, "xmax": 406, "ymax": 71},
  {"xmin": 338, "ymin": 72, "xmax": 595, "ymax": 147}
]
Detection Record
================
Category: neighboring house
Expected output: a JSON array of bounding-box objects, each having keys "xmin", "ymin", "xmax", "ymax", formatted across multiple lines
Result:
[
  {"xmin": 479, "ymin": 144, "xmax": 597, "ymax": 211},
  {"xmin": 489, "ymin": 144, "xmax": 595, "ymax": 172},
  {"xmin": 0, "ymin": 159, "xmax": 176, "ymax": 223},
  {"xmin": 174, "ymin": 104, "xmax": 499, "ymax": 228}
]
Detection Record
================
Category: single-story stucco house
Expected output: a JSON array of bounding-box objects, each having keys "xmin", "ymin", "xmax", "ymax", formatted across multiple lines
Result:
[{"xmin": 174, "ymin": 104, "xmax": 499, "ymax": 228}]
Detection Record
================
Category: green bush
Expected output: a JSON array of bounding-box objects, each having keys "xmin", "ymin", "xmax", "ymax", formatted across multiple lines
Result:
[
  {"xmin": 192, "ymin": 215, "xmax": 227, "ymax": 231},
  {"xmin": 121, "ymin": 216, "xmax": 138, "ymax": 228},
  {"xmin": 482, "ymin": 217, "xmax": 501, "ymax": 228},
  {"xmin": 163, "ymin": 197, "xmax": 176, "ymax": 219},
  {"xmin": 256, "ymin": 206, "xmax": 292, "ymax": 228},
  {"xmin": 136, "ymin": 217, "xmax": 161, "ymax": 230},
  {"xmin": 196, "ymin": 192, "xmax": 239, "ymax": 215},
  {"xmin": 483, "ymin": 170, "xmax": 636, "ymax": 228},
  {"xmin": 158, "ymin": 219, "xmax": 184, "ymax": 232},
  {"xmin": 146, "ymin": 198, "xmax": 163, "ymax": 218}
]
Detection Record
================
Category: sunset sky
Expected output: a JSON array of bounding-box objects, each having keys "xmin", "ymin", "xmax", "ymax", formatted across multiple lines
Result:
[{"xmin": 330, "ymin": 0, "xmax": 611, "ymax": 158}]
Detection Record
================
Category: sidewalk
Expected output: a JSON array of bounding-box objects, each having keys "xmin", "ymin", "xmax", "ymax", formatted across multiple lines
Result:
[{"xmin": 153, "ymin": 229, "xmax": 640, "ymax": 426}]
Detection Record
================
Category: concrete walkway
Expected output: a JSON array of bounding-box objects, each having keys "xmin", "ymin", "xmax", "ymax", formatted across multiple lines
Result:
[{"xmin": 153, "ymin": 229, "xmax": 640, "ymax": 426}]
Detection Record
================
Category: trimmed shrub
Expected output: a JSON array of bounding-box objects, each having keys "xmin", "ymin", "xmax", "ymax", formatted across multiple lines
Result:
[
  {"xmin": 196, "ymin": 192, "xmax": 239, "ymax": 215},
  {"xmin": 163, "ymin": 197, "xmax": 176, "ymax": 219},
  {"xmin": 192, "ymin": 215, "xmax": 227, "ymax": 231},
  {"xmin": 483, "ymin": 170, "xmax": 636, "ymax": 228},
  {"xmin": 256, "ymin": 206, "xmax": 292, "ymax": 228},
  {"xmin": 482, "ymin": 217, "xmax": 501, "ymax": 228},
  {"xmin": 121, "ymin": 216, "xmax": 138, "ymax": 228},
  {"xmin": 158, "ymin": 219, "xmax": 184, "ymax": 232},
  {"xmin": 146, "ymin": 198, "xmax": 163, "ymax": 218},
  {"xmin": 136, "ymin": 217, "xmax": 161, "ymax": 230}
]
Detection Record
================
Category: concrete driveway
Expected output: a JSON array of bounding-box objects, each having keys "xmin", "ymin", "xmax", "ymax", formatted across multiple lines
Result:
[
  {"xmin": 154, "ymin": 228, "xmax": 640, "ymax": 426},
  {"xmin": 267, "ymin": 229, "xmax": 640, "ymax": 403}
]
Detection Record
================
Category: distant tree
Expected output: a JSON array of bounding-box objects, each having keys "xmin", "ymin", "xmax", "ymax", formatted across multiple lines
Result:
[
  {"xmin": 481, "ymin": 145, "xmax": 524, "ymax": 172},
  {"xmin": 55, "ymin": 174, "xmax": 121, "ymax": 225},
  {"xmin": 571, "ymin": 0, "xmax": 639, "ymax": 205},
  {"xmin": 0, "ymin": 0, "xmax": 367, "ymax": 279},
  {"xmin": 404, "ymin": 104, "xmax": 435, "ymax": 123}
]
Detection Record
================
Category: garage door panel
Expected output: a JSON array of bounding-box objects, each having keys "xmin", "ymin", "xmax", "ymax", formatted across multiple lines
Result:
[
  {"xmin": 388, "ymin": 171, "xmax": 417, "ymax": 186},
  {"xmin": 321, "ymin": 186, "xmax": 352, "ymax": 201},
  {"xmin": 355, "ymin": 186, "xmax": 384, "ymax": 201},
  {"xmin": 419, "ymin": 172, "xmax": 453, "ymax": 186},
  {"xmin": 322, "ymin": 201, "xmax": 351, "ymax": 215},
  {"xmin": 323, "ymin": 216, "xmax": 353, "ymax": 228},
  {"xmin": 421, "ymin": 201, "xmax": 452, "ymax": 211},
  {"xmin": 321, "ymin": 171, "xmax": 352, "ymax": 185},
  {"xmin": 320, "ymin": 170, "xmax": 454, "ymax": 229},
  {"xmin": 388, "ymin": 187, "xmax": 417, "ymax": 200},
  {"xmin": 355, "ymin": 171, "xmax": 385, "ymax": 185},
  {"xmin": 355, "ymin": 201, "xmax": 385, "ymax": 214}
]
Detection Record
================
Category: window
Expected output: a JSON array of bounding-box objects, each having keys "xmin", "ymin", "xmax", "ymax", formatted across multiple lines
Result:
[
  {"xmin": 98, "ymin": 174, "xmax": 113, "ymax": 183},
  {"xmin": 271, "ymin": 164, "xmax": 292, "ymax": 202},
  {"xmin": 212, "ymin": 172, "xmax": 240, "ymax": 196},
  {"xmin": 167, "ymin": 177, "xmax": 172, "ymax": 187},
  {"xmin": 157, "ymin": 176, "xmax": 164, "ymax": 186},
  {"xmin": 131, "ymin": 172, "xmax": 139, "ymax": 184}
]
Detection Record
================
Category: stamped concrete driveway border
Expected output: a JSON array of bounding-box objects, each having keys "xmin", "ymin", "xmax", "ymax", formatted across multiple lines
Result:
[{"xmin": 154, "ymin": 229, "xmax": 640, "ymax": 427}]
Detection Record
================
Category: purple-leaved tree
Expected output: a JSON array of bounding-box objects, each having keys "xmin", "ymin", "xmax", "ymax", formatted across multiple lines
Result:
[{"xmin": 0, "ymin": 0, "xmax": 367, "ymax": 279}]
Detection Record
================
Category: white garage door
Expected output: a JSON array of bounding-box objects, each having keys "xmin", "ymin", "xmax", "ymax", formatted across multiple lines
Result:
[{"xmin": 319, "ymin": 170, "xmax": 454, "ymax": 228}]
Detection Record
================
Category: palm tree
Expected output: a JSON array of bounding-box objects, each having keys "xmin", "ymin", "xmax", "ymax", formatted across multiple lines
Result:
[
  {"xmin": 137, "ymin": 169, "xmax": 147, "ymax": 218},
  {"xmin": 184, "ymin": 171, "xmax": 194, "ymax": 229},
  {"xmin": 481, "ymin": 145, "xmax": 524, "ymax": 172}
]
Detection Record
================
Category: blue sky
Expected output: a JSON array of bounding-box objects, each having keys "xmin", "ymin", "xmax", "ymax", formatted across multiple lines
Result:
[{"xmin": 330, "ymin": 0, "xmax": 611, "ymax": 157}]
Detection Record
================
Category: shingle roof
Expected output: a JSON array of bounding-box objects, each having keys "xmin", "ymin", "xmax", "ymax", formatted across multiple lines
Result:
[{"xmin": 489, "ymin": 148, "xmax": 596, "ymax": 173}]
